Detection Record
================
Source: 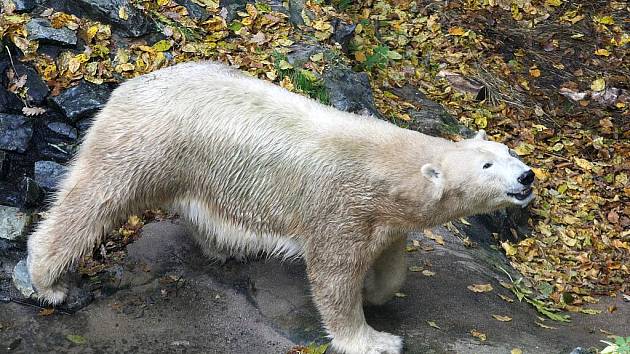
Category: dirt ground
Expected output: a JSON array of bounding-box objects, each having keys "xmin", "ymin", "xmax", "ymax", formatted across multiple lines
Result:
[{"xmin": 1, "ymin": 220, "xmax": 628, "ymax": 353}]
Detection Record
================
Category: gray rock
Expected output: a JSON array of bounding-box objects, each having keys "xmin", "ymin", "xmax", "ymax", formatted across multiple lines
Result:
[
  {"xmin": 50, "ymin": 0, "xmax": 153, "ymax": 37},
  {"xmin": 13, "ymin": 0, "xmax": 43, "ymax": 12},
  {"xmin": 12, "ymin": 259, "xmax": 36, "ymax": 299},
  {"xmin": 286, "ymin": 43, "xmax": 324, "ymax": 67},
  {"xmin": 0, "ymin": 113, "xmax": 33, "ymax": 153},
  {"xmin": 0, "ymin": 151, "xmax": 6, "ymax": 177},
  {"xmin": 175, "ymin": 0, "xmax": 210, "ymax": 21},
  {"xmin": 220, "ymin": 0, "xmax": 250, "ymax": 23},
  {"xmin": 0, "ymin": 206, "xmax": 32, "ymax": 241},
  {"xmin": 46, "ymin": 121, "xmax": 78, "ymax": 140},
  {"xmin": 34, "ymin": 160, "xmax": 66, "ymax": 190},
  {"xmin": 18, "ymin": 177, "xmax": 41, "ymax": 207},
  {"xmin": 391, "ymin": 85, "xmax": 473, "ymax": 137},
  {"xmin": 26, "ymin": 18, "xmax": 77, "ymax": 46},
  {"xmin": 51, "ymin": 81, "xmax": 112, "ymax": 121},
  {"xmin": 331, "ymin": 18, "xmax": 356, "ymax": 52},
  {"xmin": 323, "ymin": 66, "xmax": 380, "ymax": 117},
  {"xmin": 7, "ymin": 64, "xmax": 49, "ymax": 106},
  {"xmin": 569, "ymin": 347, "xmax": 593, "ymax": 354},
  {"xmin": 288, "ymin": 0, "xmax": 305, "ymax": 26},
  {"xmin": 0, "ymin": 86, "xmax": 24, "ymax": 113}
]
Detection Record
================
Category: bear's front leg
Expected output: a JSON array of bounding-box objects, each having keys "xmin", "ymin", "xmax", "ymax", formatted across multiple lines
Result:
[
  {"xmin": 305, "ymin": 239, "xmax": 403, "ymax": 354},
  {"xmin": 363, "ymin": 236, "xmax": 407, "ymax": 306}
]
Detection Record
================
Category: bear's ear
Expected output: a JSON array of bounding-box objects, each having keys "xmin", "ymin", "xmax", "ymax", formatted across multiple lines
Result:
[{"xmin": 473, "ymin": 129, "xmax": 487, "ymax": 140}]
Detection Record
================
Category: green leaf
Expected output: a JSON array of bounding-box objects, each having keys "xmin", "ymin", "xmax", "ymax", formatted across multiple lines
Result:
[{"xmin": 66, "ymin": 334, "xmax": 87, "ymax": 345}]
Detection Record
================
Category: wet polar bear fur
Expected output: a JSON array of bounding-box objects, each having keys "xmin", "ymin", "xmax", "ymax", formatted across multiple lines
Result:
[{"xmin": 27, "ymin": 62, "xmax": 535, "ymax": 354}]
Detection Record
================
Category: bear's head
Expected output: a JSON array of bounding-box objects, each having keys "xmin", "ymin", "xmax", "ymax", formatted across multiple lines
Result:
[{"xmin": 421, "ymin": 130, "xmax": 535, "ymax": 217}]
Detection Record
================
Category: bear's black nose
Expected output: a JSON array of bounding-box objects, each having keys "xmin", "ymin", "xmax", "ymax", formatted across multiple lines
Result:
[{"xmin": 518, "ymin": 170, "xmax": 535, "ymax": 185}]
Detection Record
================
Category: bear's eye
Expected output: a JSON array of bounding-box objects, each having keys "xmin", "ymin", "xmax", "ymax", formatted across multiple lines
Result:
[{"xmin": 483, "ymin": 163, "xmax": 493, "ymax": 169}]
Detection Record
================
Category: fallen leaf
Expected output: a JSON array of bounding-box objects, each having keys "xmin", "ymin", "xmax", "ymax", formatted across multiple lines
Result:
[
  {"xmin": 499, "ymin": 294, "xmax": 515, "ymax": 303},
  {"xmin": 39, "ymin": 308, "xmax": 55, "ymax": 316},
  {"xmin": 422, "ymin": 270, "xmax": 436, "ymax": 277},
  {"xmin": 594, "ymin": 49, "xmax": 610, "ymax": 57},
  {"xmin": 427, "ymin": 321, "xmax": 441, "ymax": 329},
  {"xmin": 470, "ymin": 329, "xmax": 487, "ymax": 341},
  {"xmin": 535, "ymin": 321, "xmax": 556, "ymax": 329},
  {"xmin": 22, "ymin": 106, "xmax": 46, "ymax": 116},
  {"xmin": 468, "ymin": 283, "xmax": 493, "ymax": 293},
  {"xmin": 394, "ymin": 292, "xmax": 406, "ymax": 298},
  {"xmin": 409, "ymin": 266, "xmax": 423, "ymax": 272},
  {"xmin": 502, "ymin": 241, "xmax": 517, "ymax": 256},
  {"xmin": 448, "ymin": 27, "xmax": 466, "ymax": 36},
  {"xmin": 66, "ymin": 334, "xmax": 87, "ymax": 344},
  {"xmin": 492, "ymin": 314, "xmax": 513, "ymax": 322},
  {"xmin": 511, "ymin": 349, "xmax": 523, "ymax": 354},
  {"xmin": 591, "ymin": 78, "xmax": 605, "ymax": 92}
]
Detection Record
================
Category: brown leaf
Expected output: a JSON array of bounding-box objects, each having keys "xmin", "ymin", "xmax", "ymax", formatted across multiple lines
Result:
[
  {"xmin": 39, "ymin": 308, "xmax": 55, "ymax": 316},
  {"xmin": 492, "ymin": 314, "xmax": 512, "ymax": 322}
]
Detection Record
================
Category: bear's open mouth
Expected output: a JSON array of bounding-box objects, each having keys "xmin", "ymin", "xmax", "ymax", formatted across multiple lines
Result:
[{"xmin": 507, "ymin": 187, "xmax": 533, "ymax": 201}]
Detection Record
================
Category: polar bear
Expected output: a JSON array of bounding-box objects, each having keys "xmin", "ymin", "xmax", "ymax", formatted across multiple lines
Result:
[{"xmin": 26, "ymin": 62, "xmax": 534, "ymax": 354}]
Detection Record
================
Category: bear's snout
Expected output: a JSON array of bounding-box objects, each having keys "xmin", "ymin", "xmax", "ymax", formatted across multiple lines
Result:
[{"xmin": 517, "ymin": 170, "xmax": 535, "ymax": 185}]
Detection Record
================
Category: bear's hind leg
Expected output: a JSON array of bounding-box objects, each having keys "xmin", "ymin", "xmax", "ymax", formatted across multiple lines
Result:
[
  {"xmin": 27, "ymin": 168, "xmax": 153, "ymax": 305},
  {"xmin": 363, "ymin": 236, "xmax": 407, "ymax": 306}
]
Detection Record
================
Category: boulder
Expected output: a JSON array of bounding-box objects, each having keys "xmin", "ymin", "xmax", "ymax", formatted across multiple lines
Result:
[
  {"xmin": 175, "ymin": 0, "xmax": 210, "ymax": 21},
  {"xmin": 391, "ymin": 85, "xmax": 474, "ymax": 137},
  {"xmin": 26, "ymin": 18, "xmax": 77, "ymax": 46},
  {"xmin": 4, "ymin": 64, "xmax": 49, "ymax": 106},
  {"xmin": 49, "ymin": 0, "xmax": 153, "ymax": 37},
  {"xmin": 0, "ymin": 114, "xmax": 33, "ymax": 153},
  {"xmin": 12, "ymin": 259, "xmax": 35, "ymax": 299},
  {"xmin": 34, "ymin": 160, "xmax": 66, "ymax": 190},
  {"xmin": 47, "ymin": 121, "xmax": 78, "ymax": 140},
  {"xmin": 13, "ymin": 0, "xmax": 41, "ymax": 12},
  {"xmin": 323, "ymin": 66, "xmax": 380, "ymax": 117},
  {"xmin": 331, "ymin": 18, "xmax": 356, "ymax": 52},
  {"xmin": 0, "ymin": 86, "xmax": 24, "ymax": 113},
  {"xmin": 0, "ymin": 206, "xmax": 31, "ymax": 241},
  {"xmin": 50, "ymin": 81, "xmax": 112, "ymax": 122}
]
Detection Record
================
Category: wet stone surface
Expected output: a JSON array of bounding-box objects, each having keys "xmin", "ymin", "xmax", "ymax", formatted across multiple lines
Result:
[
  {"xmin": 50, "ymin": 81, "xmax": 112, "ymax": 122},
  {"xmin": 323, "ymin": 66, "xmax": 381, "ymax": 118},
  {"xmin": 0, "ymin": 114, "xmax": 33, "ymax": 154},
  {"xmin": 26, "ymin": 18, "xmax": 77, "ymax": 46},
  {"xmin": 34, "ymin": 160, "xmax": 66, "ymax": 190}
]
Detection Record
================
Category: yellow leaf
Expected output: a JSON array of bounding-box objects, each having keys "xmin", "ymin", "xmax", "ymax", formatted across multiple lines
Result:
[
  {"xmin": 492, "ymin": 314, "xmax": 513, "ymax": 322},
  {"xmin": 545, "ymin": 0, "xmax": 561, "ymax": 6},
  {"xmin": 152, "ymin": 40, "xmax": 172, "ymax": 52},
  {"xmin": 594, "ymin": 48, "xmax": 610, "ymax": 56},
  {"xmin": 529, "ymin": 67, "xmax": 541, "ymax": 78},
  {"xmin": 312, "ymin": 19, "xmax": 332, "ymax": 31},
  {"xmin": 310, "ymin": 52, "xmax": 324, "ymax": 62},
  {"xmin": 501, "ymin": 241, "xmax": 517, "ymax": 256},
  {"xmin": 118, "ymin": 6, "xmax": 128, "ymax": 20},
  {"xmin": 86, "ymin": 25, "xmax": 99, "ymax": 43},
  {"xmin": 448, "ymin": 27, "xmax": 466, "ymax": 36},
  {"xmin": 422, "ymin": 270, "xmax": 436, "ymax": 276},
  {"xmin": 474, "ymin": 115, "xmax": 487, "ymax": 129},
  {"xmin": 591, "ymin": 78, "xmax": 605, "ymax": 92},
  {"xmin": 594, "ymin": 16, "xmax": 614, "ymax": 25},
  {"xmin": 512, "ymin": 349, "xmax": 523, "ymax": 354},
  {"xmin": 532, "ymin": 168, "xmax": 548, "ymax": 181},
  {"xmin": 574, "ymin": 157, "xmax": 593, "ymax": 171},
  {"xmin": 278, "ymin": 60, "xmax": 293, "ymax": 70},
  {"xmin": 468, "ymin": 283, "xmax": 493, "ymax": 293},
  {"xmin": 355, "ymin": 51, "xmax": 367, "ymax": 62},
  {"xmin": 514, "ymin": 143, "xmax": 535, "ymax": 156}
]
